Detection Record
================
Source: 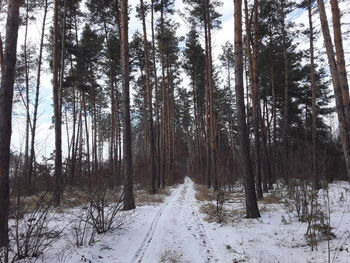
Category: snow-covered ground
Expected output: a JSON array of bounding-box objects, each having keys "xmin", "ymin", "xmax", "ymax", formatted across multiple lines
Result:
[
  {"xmin": 201, "ymin": 180, "xmax": 350, "ymax": 263},
  {"xmin": 20, "ymin": 177, "xmax": 350, "ymax": 263}
]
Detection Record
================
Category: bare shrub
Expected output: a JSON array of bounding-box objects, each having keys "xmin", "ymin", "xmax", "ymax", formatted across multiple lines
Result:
[
  {"xmin": 194, "ymin": 185, "xmax": 216, "ymax": 202},
  {"xmin": 68, "ymin": 178, "xmax": 132, "ymax": 248},
  {"xmin": 69, "ymin": 206, "xmax": 95, "ymax": 248},
  {"xmin": 284, "ymin": 181, "xmax": 314, "ymax": 222},
  {"xmin": 7, "ymin": 192, "xmax": 61, "ymax": 262},
  {"xmin": 88, "ymin": 188, "xmax": 128, "ymax": 234},
  {"xmin": 200, "ymin": 190, "xmax": 228, "ymax": 224},
  {"xmin": 216, "ymin": 190, "xmax": 226, "ymax": 223},
  {"xmin": 283, "ymin": 180, "xmax": 335, "ymax": 250}
]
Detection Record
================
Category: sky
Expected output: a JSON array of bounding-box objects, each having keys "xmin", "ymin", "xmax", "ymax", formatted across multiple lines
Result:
[{"xmin": 6, "ymin": 0, "xmax": 350, "ymax": 159}]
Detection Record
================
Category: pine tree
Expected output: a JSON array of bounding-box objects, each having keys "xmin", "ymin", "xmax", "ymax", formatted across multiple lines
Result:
[
  {"xmin": 183, "ymin": 25, "xmax": 206, "ymax": 183},
  {"xmin": 234, "ymin": 0, "xmax": 260, "ymax": 218},
  {"xmin": 139, "ymin": 0, "xmax": 157, "ymax": 193},
  {"xmin": 120, "ymin": 0, "xmax": 136, "ymax": 210},
  {"xmin": 52, "ymin": 0, "xmax": 63, "ymax": 205},
  {"xmin": 28, "ymin": 0, "xmax": 49, "ymax": 192},
  {"xmin": 183, "ymin": 0, "xmax": 223, "ymax": 190},
  {"xmin": 0, "ymin": 0, "xmax": 21, "ymax": 252},
  {"xmin": 317, "ymin": 0, "xmax": 350, "ymax": 180}
]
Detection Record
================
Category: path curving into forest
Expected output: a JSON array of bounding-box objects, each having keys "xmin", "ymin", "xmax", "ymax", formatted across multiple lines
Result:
[{"xmin": 130, "ymin": 177, "xmax": 219, "ymax": 263}]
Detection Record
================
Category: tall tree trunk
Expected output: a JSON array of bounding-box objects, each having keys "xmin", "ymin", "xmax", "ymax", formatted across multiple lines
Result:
[
  {"xmin": 268, "ymin": 27, "xmax": 277, "ymax": 185},
  {"xmin": 317, "ymin": 0, "xmax": 350, "ymax": 180},
  {"xmin": 28, "ymin": 0, "xmax": 48, "ymax": 189},
  {"xmin": 253, "ymin": 0, "xmax": 263, "ymax": 198},
  {"xmin": 120, "ymin": 0, "xmax": 135, "ymax": 210},
  {"xmin": 307, "ymin": 0, "xmax": 318, "ymax": 187},
  {"xmin": 203, "ymin": 6, "xmax": 211, "ymax": 189},
  {"xmin": 71, "ymin": 16, "xmax": 80, "ymax": 181},
  {"xmin": 0, "ymin": 0, "xmax": 21, "ymax": 251},
  {"xmin": 53, "ymin": 0, "xmax": 63, "ymax": 205},
  {"xmin": 259, "ymin": 105, "xmax": 272, "ymax": 191},
  {"xmin": 103, "ymin": 22, "xmax": 117, "ymax": 185},
  {"xmin": 330, "ymin": 0, "xmax": 350, "ymax": 125},
  {"xmin": 92, "ymin": 94, "xmax": 98, "ymax": 171},
  {"xmin": 70, "ymin": 85, "xmax": 77, "ymax": 179},
  {"xmin": 245, "ymin": 0, "xmax": 263, "ymax": 199},
  {"xmin": 151, "ymin": 0, "xmax": 161, "ymax": 190},
  {"xmin": 206, "ymin": 0, "xmax": 218, "ymax": 191},
  {"xmin": 76, "ymin": 104, "xmax": 83, "ymax": 179},
  {"xmin": 280, "ymin": 0, "xmax": 289, "ymax": 183},
  {"xmin": 140, "ymin": 0, "xmax": 157, "ymax": 193},
  {"xmin": 234, "ymin": 0, "xmax": 260, "ymax": 218},
  {"xmin": 160, "ymin": 0, "xmax": 167, "ymax": 188},
  {"xmin": 117, "ymin": 96, "xmax": 122, "ymax": 182},
  {"xmin": 23, "ymin": 1, "xmax": 30, "ymax": 190},
  {"xmin": 0, "ymin": 34, "xmax": 4, "ymax": 73},
  {"xmin": 165, "ymin": 58, "xmax": 171, "ymax": 183},
  {"xmin": 82, "ymin": 93, "xmax": 91, "ymax": 181}
]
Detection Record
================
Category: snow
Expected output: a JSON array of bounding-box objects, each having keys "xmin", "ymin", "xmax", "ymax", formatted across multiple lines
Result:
[{"xmin": 18, "ymin": 178, "xmax": 350, "ymax": 263}]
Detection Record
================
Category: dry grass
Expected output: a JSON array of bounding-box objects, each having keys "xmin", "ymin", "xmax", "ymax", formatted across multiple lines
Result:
[
  {"xmin": 194, "ymin": 185, "xmax": 216, "ymax": 202},
  {"xmin": 195, "ymin": 183, "xmax": 284, "ymax": 222},
  {"xmin": 226, "ymin": 192, "xmax": 245, "ymax": 204},
  {"xmin": 199, "ymin": 203, "xmax": 217, "ymax": 223},
  {"xmin": 195, "ymin": 184, "xmax": 245, "ymax": 223},
  {"xmin": 199, "ymin": 203, "xmax": 229, "ymax": 224},
  {"xmin": 160, "ymin": 249, "xmax": 185, "ymax": 263},
  {"xmin": 259, "ymin": 191, "xmax": 283, "ymax": 204},
  {"xmin": 19, "ymin": 193, "xmax": 53, "ymax": 210},
  {"xmin": 135, "ymin": 188, "xmax": 170, "ymax": 206},
  {"xmin": 62, "ymin": 187, "xmax": 124, "ymax": 210},
  {"xmin": 11, "ymin": 187, "xmax": 123, "ymax": 214},
  {"xmin": 62, "ymin": 187, "xmax": 89, "ymax": 208},
  {"xmin": 11, "ymin": 185, "xmax": 170, "ymax": 216},
  {"xmin": 229, "ymin": 208, "xmax": 246, "ymax": 218},
  {"xmin": 9, "ymin": 191, "xmax": 56, "ymax": 218}
]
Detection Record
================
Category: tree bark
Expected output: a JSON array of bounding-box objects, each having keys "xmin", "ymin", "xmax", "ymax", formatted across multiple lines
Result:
[
  {"xmin": 120, "ymin": 0, "xmax": 135, "ymax": 210},
  {"xmin": 53, "ymin": 0, "xmax": 63, "ymax": 205},
  {"xmin": 203, "ymin": 2, "xmax": 211, "ymax": 189},
  {"xmin": 82, "ymin": 93, "xmax": 91, "ymax": 182},
  {"xmin": 330, "ymin": 0, "xmax": 350, "ymax": 126},
  {"xmin": 0, "ymin": 0, "xmax": 21, "ymax": 250},
  {"xmin": 307, "ymin": 0, "xmax": 319, "ymax": 187},
  {"xmin": 245, "ymin": 0, "xmax": 263, "ymax": 199},
  {"xmin": 160, "ymin": 0, "xmax": 167, "ymax": 188},
  {"xmin": 140, "ymin": 0, "xmax": 157, "ymax": 193},
  {"xmin": 317, "ymin": 0, "xmax": 350, "ymax": 180},
  {"xmin": 280, "ymin": 0, "xmax": 289, "ymax": 183},
  {"xmin": 206, "ymin": 0, "xmax": 218, "ymax": 191},
  {"xmin": 234, "ymin": 0, "xmax": 260, "ymax": 218},
  {"xmin": 28, "ymin": 0, "xmax": 49, "ymax": 188},
  {"xmin": 151, "ymin": 0, "xmax": 161, "ymax": 189},
  {"xmin": 268, "ymin": 27, "xmax": 277, "ymax": 185},
  {"xmin": 0, "ymin": 34, "xmax": 4, "ymax": 73},
  {"xmin": 23, "ymin": 1, "xmax": 30, "ymax": 189}
]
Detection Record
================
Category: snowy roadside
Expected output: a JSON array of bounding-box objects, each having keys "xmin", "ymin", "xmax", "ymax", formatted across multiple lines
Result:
[
  {"xmin": 196, "ymin": 181, "xmax": 350, "ymax": 263},
  {"xmin": 14, "ymin": 178, "xmax": 350, "ymax": 263}
]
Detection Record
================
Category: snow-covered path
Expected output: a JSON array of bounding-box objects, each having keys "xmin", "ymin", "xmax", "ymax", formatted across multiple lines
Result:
[
  {"xmin": 45, "ymin": 178, "xmax": 350, "ymax": 263},
  {"xmin": 130, "ymin": 177, "xmax": 218, "ymax": 263},
  {"xmin": 68, "ymin": 177, "xmax": 220, "ymax": 263}
]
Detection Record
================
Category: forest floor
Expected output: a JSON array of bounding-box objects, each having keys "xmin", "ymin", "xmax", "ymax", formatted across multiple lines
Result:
[{"xmin": 23, "ymin": 177, "xmax": 350, "ymax": 263}]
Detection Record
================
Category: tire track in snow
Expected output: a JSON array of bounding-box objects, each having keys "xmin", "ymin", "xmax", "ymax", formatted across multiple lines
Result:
[
  {"xmin": 191, "ymin": 206, "xmax": 218, "ymax": 262},
  {"xmin": 129, "ymin": 186, "xmax": 182, "ymax": 263},
  {"xmin": 182, "ymin": 179, "xmax": 219, "ymax": 262}
]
